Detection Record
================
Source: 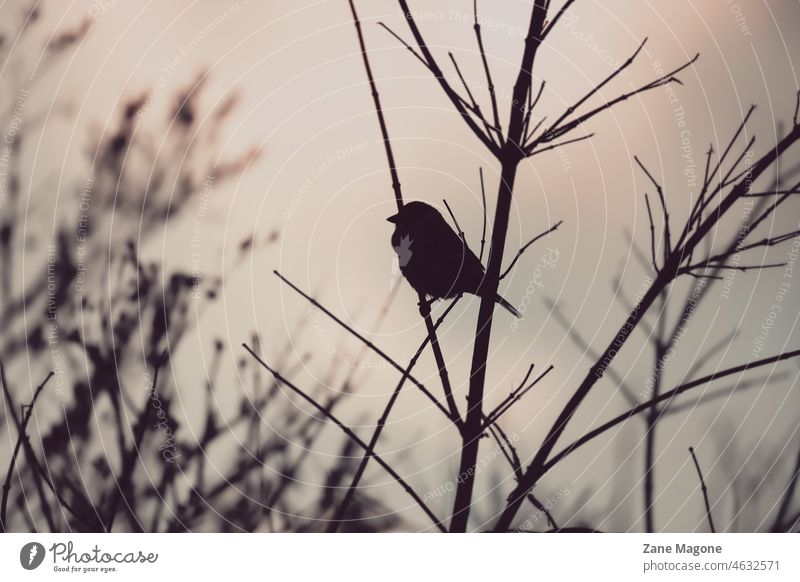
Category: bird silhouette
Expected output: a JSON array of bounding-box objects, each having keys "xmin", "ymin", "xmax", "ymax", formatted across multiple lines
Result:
[{"xmin": 388, "ymin": 201, "xmax": 520, "ymax": 317}]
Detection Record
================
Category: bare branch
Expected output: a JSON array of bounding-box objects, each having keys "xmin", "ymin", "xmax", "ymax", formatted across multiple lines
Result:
[
  {"xmin": 328, "ymin": 296, "xmax": 463, "ymax": 532},
  {"xmin": 448, "ymin": 52, "xmax": 502, "ymax": 145},
  {"xmin": 484, "ymin": 365, "xmax": 554, "ymax": 428},
  {"xmin": 394, "ymin": 0, "xmax": 502, "ymax": 156},
  {"xmin": 746, "ymin": 189, "xmax": 800, "ymax": 197},
  {"xmin": 794, "ymin": 89, "xmax": 800, "ymax": 128},
  {"xmin": 544, "ymin": 297, "xmax": 640, "ymax": 408},
  {"xmin": 541, "ymin": 51, "xmax": 699, "ymax": 144},
  {"xmin": 243, "ymin": 344, "xmax": 447, "ymax": 532},
  {"xmin": 443, "ymin": 198, "xmax": 466, "ymax": 242},
  {"xmin": 418, "ymin": 297, "xmax": 462, "ymax": 426},
  {"xmin": 689, "ymin": 447, "xmax": 716, "ymax": 533},
  {"xmin": 681, "ymin": 261, "xmax": 787, "ymax": 276},
  {"xmin": 473, "ymin": 0, "xmax": 503, "ymax": 141},
  {"xmin": 635, "ymin": 156, "xmax": 671, "ymax": 260},
  {"xmin": 528, "ymin": 132, "xmax": 594, "ymax": 157},
  {"xmin": 644, "ymin": 193, "xmax": 659, "ymax": 272},
  {"xmin": 772, "ymin": 438, "xmax": 800, "ymax": 531},
  {"xmin": 273, "ymin": 270, "xmax": 453, "ymax": 421},
  {"xmin": 545, "ymin": 37, "xmax": 649, "ymax": 139},
  {"xmin": 479, "ymin": 167, "xmax": 488, "ymax": 262},
  {"xmin": 348, "ymin": 1, "xmax": 404, "ymax": 210},
  {"xmin": 1, "ymin": 372, "xmax": 53, "ymax": 532},
  {"xmin": 378, "ymin": 22, "xmax": 427, "ymax": 68},
  {"xmin": 664, "ymin": 374, "xmax": 780, "ymax": 417},
  {"xmin": 544, "ymin": 347, "xmax": 800, "ymax": 473},
  {"xmin": 522, "ymin": 80, "xmax": 546, "ymax": 145},
  {"xmin": 721, "ymin": 135, "xmax": 756, "ymax": 186},
  {"xmin": 541, "ymin": 0, "xmax": 577, "ymax": 39},
  {"xmin": 500, "ymin": 221, "xmax": 563, "ymax": 280},
  {"xmin": 105, "ymin": 352, "xmax": 167, "ymax": 531}
]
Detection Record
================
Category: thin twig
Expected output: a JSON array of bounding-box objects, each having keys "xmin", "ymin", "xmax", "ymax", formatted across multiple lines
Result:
[
  {"xmin": 243, "ymin": 344, "xmax": 447, "ymax": 532},
  {"xmin": 450, "ymin": 0, "xmax": 552, "ymax": 533},
  {"xmin": 485, "ymin": 365, "xmax": 554, "ymax": 428},
  {"xmin": 105, "ymin": 353, "xmax": 166, "ymax": 531},
  {"xmin": 500, "ymin": 221, "xmax": 563, "ymax": 280},
  {"xmin": 540, "ymin": 52, "xmax": 699, "ymax": 145},
  {"xmin": 472, "ymin": 0, "xmax": 503, "ymax": 142},
  {"xmin": 689, "ymin": 446, "xmax": 716, "ymax": 533},
  {"xmin": 328, "ymin": 296, "xmax": 463, "ymax": 532},
  {"xmin": 541, "ymin": 0, "xmax": 576, "ymax": 39},
  {"xmin": 643, "ymin": 193, "xmax": 659, "ymax": 272},
  {"xmin": 0, "ymin": 372, "xmax": 53, "ymax": 532},
  {"xmin": 348, "ymin": 0, "xmax": 403, "ymax": 211},
  {"xmin": 544, "ymin": 348, "xmax": 800, "ymax": 472},
  {"xmin": 448, "ymin": 52, "xmax": 501, "ymax": 145},
  {"xmin": 522, "ymin": 80, "xmax": 546, "ymax": 146},
  {"xmin": 479, "ymin": 168, "xmax": 488, "ymax": 262},
  {"xmin": 0, "ymin": 360, "xmax": 57, "ymax": 532},
  {"xmin": 772, "ymin": 439, "xmax": 800, "ymax": 531},
  {"xmin": 528, "ymin": 133, "xmax": 594, "ymax": 157},
  {"xmin": 394, "ymin": 0, "xmax": 502, "ymax": 155},
  {"xmin": 274, "ymin": 270, "xmax": 453, "ymax": 421},
  {"xmin": 443, "ymin": 198, "xmax": 466, "ymax": 242},
  {"xmin": 419, "ymin": 297, "xmax": 462, "ymax": 425},
  {"xmin": 635, "ymin": 156, "xmax": 671, "ymax": 261}
]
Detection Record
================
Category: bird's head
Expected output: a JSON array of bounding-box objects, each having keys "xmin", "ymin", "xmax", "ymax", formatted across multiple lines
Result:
[{"xmin": 386, "ymin": 201, "xmax": 442, "ymax": 230}]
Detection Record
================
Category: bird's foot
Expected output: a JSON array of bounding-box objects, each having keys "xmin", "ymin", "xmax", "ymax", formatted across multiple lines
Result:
[{"xmin": 417, "ymin": 296, "xmax": 437, "ymax": 315}]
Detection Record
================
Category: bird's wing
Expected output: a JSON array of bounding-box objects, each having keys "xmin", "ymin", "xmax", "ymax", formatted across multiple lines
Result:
[{"xmin": 416, "ymin": 222, "xmax": 487, "ymax": 296}]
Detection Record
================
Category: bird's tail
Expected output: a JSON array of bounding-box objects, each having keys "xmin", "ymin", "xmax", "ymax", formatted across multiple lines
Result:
[{"xmin": 495, "ymin": 294, "xmax": 521, "ymax": 318}]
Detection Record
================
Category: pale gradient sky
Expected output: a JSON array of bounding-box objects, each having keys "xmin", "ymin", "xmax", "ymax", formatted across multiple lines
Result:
[{"xmin": 6, "ymin": 0, "xmax": 800, "ymax": 531}]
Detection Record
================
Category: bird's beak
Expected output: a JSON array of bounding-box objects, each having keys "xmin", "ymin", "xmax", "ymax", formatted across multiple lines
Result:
[{"xmin": 386, "ymin": 213, "xmax": 399, "ymax": 223}]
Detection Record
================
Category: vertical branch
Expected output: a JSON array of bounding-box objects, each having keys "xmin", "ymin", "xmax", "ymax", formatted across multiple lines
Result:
[
  {"xmin": 478, "ymin": 168, "xmax": 488, "ymax": 262},
  {"xmin": 347, "ymin": 0, "xmax": 403, "ymax": 212},
  {"xmin": 494, "ymin": 117, "xmax": 800, "ymax": 532},
  {"xmin": 104, "ymin": 354, "xmax": 166, "ymax": 532},
  {"xmin": 450, "ymin": 0, "xmax": 550, "ymax": 533},
  {"xmin": 327, "ymin": 297, "xmax": 462, "ymax": 532},
  {"xmin": 689, "ymin": 447, "xmax": 716, "ymax": 533},
  {"xmin": 472, "ymin": 0, "xmax": 503, "ymax": 143},
  {"xmin": 345, "ymin": 0, "xmax": 463, "ymax": 526},
  {"xmin": 772, "ymin": 440, "xmax": 800, "ymax": 531}
]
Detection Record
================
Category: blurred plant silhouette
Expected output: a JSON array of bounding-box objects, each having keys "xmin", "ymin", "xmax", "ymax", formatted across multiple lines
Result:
[
  {"xmin": 0, "ymin": 2, "xmax": 398, "ymax": 533},
  {"xmin": 2, "ymin": 1, "xmax": 800, "ymax": 535}
]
